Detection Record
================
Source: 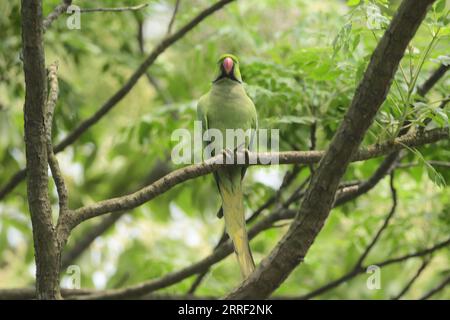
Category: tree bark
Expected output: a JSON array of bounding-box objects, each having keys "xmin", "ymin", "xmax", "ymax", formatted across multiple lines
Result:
[{"xmin": 21, "ymin": 0, "xmax": 61, "ymax": 300}]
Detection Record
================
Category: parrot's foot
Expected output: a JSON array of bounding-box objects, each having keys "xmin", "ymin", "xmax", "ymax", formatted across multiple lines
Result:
[{"xmin": 221, "ymin": 148, "xmax": 234, "ymax": 164}]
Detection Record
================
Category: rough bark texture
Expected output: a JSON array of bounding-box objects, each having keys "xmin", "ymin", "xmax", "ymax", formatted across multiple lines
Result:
[
  {"xmin": 227, "ymin": 0, "xmax": 436, "ymax": 299},
  {"xmin": 21, "ymin": 0, "xmax": 61, "ymax": 299}
]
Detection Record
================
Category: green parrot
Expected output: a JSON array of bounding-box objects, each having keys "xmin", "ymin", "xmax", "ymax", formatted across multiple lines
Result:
[{"xmin": 197, "ymin": 54, "xmax": 258, "ymax": 279}]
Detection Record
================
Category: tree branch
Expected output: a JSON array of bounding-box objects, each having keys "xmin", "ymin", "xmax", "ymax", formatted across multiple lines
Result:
[
  {"xmin": 392, "ymin": 257, "xmax": 431, "ymax": 300},
  {"xmin": 226, "ymin": 0, "xmax": 436, "ymax": 299},
  {"xmin": 79, "ymin": 4, "xmax": 149, "ymax": 13},
  {"xmin": 21, "ymin": 0, "xmax": 61, "ymax": 299},
  {"xmin": 0, "ymin": 0, "xmax": 235, "ymax": 201},
  {"xmin": 43, "ymin": 0, "xmax": 72, "ymax": 30},
  {"xmin": 419, "ymin": 275, "xmax": 450, "ymax": 300},
  {"xmin": 45, "ymin": 62, "xmax": 69, "ymax": 217},
  {"xmin": 353, "ymin": 172, "xmax": 397, "ymax": 268},
  {"xmin": 67, "ymin": 128, "xmax": 448, "ymax": 231},
  {"xmin": 297, "ymin": 237, "xmax": 450, "ymax": 300},
  {"xmin": 417, "ymin": 64, "xmax": 449, "ymax": 97},
  {"xmin": 61, "ymin": 160, "xmax": 171, "ymax": 269},
  {"xmin": 167, "ymin": 0, "xmax": 181, "ymax": 35},
  {"xmin": 187, "ymin": 165, "xmax": 305, "ymax": 294},
  {"xmin": 301, "ymin": 173, "xmax": 397, "ymax": 299},
  {"xmin": 52, "ymin": 151, "xmax": 442, "ymax": 299},
  {"xmin": 7, "ymin": 234, "xmax": 445, "ymax": 300}
]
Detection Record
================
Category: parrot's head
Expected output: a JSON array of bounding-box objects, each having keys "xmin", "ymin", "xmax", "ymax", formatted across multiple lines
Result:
[{"xmin": 213, "ymin": 54, "xmax": 242, "ymax": 83}]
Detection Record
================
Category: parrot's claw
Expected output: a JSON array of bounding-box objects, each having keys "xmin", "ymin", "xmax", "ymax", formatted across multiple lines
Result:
[{"xmin": 222, "ymin": 148, "xmax": 234, "ymax": 164}]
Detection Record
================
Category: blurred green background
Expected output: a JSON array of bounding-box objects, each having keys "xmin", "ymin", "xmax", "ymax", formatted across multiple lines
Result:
[{"xmin": 0, "ymin": 0, "xmax": 449, "ymax": 299}]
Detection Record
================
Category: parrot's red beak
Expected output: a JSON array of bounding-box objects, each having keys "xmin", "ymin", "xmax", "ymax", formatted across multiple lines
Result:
[{"xmin": 223, "ymin": 57, "xmax": 233, "ymax": 75}]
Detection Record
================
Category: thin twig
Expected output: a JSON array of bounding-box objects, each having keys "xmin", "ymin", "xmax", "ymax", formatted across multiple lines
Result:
[
  {"xmin": 392, "ymin": 257, "xmax": 431, "ymax": 300},
  {"xmin": 419, "ymin": 275, "xmax": 450, "ymax": 300},
  {"xmin": 166, "ymin": 0, "xmax": 181, "ymax": 35},
  {"xmin": 67, "ymin": 236, "xmax": 450, "ymax": 300},
  {"xmin": 80, "ymin": 4, "xmax": 149, "ymax": 13}
]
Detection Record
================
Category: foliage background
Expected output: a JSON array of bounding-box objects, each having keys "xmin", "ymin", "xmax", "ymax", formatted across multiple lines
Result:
[{"xmin": 0, "ymin": 0, "xmax": 449, "ymax": 298}]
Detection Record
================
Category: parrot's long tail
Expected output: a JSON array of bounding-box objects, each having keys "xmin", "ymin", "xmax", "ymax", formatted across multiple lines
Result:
[{"xmin": 218, "ymin": 178, "xmax": 255, "ymax": 279}]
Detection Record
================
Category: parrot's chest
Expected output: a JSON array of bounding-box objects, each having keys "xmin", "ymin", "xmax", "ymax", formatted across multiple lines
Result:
[{"xmin": 207, "ymin": 88, "xmax": 254, "ymax": 132}]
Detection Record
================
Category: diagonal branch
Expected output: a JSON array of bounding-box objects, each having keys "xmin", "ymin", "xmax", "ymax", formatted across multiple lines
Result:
[
  {"xmin": 43, "ymin": 0, "xmax": 72, "ymax": 30},
  {"xmin": 43, "ymin": 0, "xmax": 149, "ymax": 31},
  {"xmin": 417, "ymin": 64, "xmax": 449, "ymax": 97},
  {"xmin": 298, "ymin": 237, "xmax": 450, "ymax": 300},
  {"xmin": 0, "ymin": 0, "xmax": 236, "ymax": 201},
  {"xmin": 186, "ymin": 165, "xmax": 306, "ymax": 294},
  {"xmin": 419, "ymin": 275, "xmax": 450, "ymax": 300},
  {"xmin": 167, "ymin": 0, "xmax": 181, "ymax": 35}
]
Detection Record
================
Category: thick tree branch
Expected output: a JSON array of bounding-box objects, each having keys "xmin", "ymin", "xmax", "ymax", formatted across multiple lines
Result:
[
  {"xmin": 67, "ymin": 128, "xmax": 448, "ymax": 231},
  {"xmin": 21, "ymin": 0, "xmax": 61, "ymax": 300},
  {"xmin": 227, "ymin": 0, "xmax": 436, "ymax": 299},
  {"xmin": 0, "ymin": 0, "xmax": 235, "ymax": 201}
]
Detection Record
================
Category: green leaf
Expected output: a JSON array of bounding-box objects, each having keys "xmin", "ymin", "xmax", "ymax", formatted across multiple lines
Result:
[
  {"xmin": 432, "ymin": 108, "xmax": 449, "ymax": 127},
  {"xmin": 434, "ymin": 0, "xmax": 446, "ymax": 13}
]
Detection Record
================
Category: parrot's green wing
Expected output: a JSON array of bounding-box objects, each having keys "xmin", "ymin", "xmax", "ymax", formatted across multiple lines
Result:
[{"xmin": 196, "ymin": 94, "xmax": 209, "ymax": 147}]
